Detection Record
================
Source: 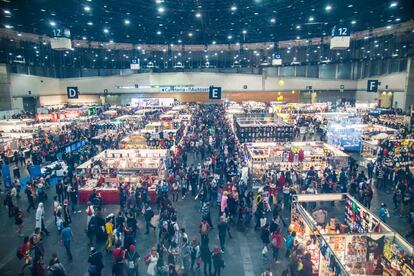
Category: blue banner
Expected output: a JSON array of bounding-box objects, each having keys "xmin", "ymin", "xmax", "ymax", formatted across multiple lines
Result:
[
  {"xmin": 2, "ymin": 165, "xmax": 11, "ymax": 189},
  {"xmin": 28, "ymin": 165, "xmax": 42, "ymax": 178}
]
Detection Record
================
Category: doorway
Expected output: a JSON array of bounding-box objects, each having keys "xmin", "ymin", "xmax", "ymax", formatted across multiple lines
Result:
[{"xmin": 22, "ymin": 97, "xmax": 38, "ymax": 114}]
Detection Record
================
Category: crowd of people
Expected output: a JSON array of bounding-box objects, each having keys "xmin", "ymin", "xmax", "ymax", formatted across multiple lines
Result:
[{"xmin": 1, "ymin": 103, "xmax": 414, "ymax": 276}]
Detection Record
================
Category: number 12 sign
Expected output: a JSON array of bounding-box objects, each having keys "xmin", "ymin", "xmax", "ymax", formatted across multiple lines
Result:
[{"xmin": 331, "ymin": 25, "xmax": 350, "ymax": 37}]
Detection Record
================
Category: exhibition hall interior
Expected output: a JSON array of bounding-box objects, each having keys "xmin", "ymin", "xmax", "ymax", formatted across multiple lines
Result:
[{"xmin": 1, "ymin": 0, "xmax": 414, "ymax": 275}]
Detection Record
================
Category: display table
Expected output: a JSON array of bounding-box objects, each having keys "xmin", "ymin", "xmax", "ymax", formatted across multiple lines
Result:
[{"xmin": 79, "ymin": 188, "xmax": 120, "ymax": 204}]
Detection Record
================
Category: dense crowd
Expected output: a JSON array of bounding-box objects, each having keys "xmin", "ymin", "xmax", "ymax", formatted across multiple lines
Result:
[{"xmin": 1, "ymin": 104, "xmax": 414, "ymax": 276}]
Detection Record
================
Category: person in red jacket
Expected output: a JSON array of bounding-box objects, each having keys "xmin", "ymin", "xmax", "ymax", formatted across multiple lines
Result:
[{"xmin": 271, "ymin": 229, "xmax": 283, "ymax": 263}]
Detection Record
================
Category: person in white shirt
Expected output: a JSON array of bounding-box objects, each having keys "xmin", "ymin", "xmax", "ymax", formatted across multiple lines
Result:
[{"xmin": 85, "ymin": 201, "xmax": 94, "ymax": 230}]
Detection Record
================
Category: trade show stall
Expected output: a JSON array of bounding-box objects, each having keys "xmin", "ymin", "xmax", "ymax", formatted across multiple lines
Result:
[
  {"xmin": 235, "ymin": 116, "xmax": 295, "ymax": 143},
  {"xmin": 77, "ymin": 149, "xmax": 169, "ymax": 204},
  {"xmin": 291, "ymin": 193, "xmax": 414, "ymax": 276},
  {"xmin": 244, "ymin": 141, "xmax": 349, "ymax": 178}
]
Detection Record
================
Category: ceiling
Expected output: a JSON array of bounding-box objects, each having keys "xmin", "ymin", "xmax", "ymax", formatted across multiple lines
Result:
[{"xmin": 2, "ymin": 0, "xmax": 414, "ymax": 45}]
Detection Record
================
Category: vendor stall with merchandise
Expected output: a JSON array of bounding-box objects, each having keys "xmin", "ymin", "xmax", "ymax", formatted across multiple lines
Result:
[
  {"xmin": 235, "ymin": 116, "xmax": 295, "ymax": 143},
  {"xmin": 244, "ymin": 141, "xmax": 349, "ymax": 179},
  {"xmin": 291, "ymin": 193, "xmax": 414, "ymax": 276},
  {"xmin": 77, "ymin": 149, "xmax": 169, "ymax": 204}
]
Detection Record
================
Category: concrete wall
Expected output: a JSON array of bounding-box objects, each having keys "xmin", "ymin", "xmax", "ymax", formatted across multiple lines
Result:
[
  {"xmin": 0, "ymin": 64, "xmax": 12, "ymax": 110},
  {"xmin": 355, "ymin": 72, "xmax": 407, "ymax": 108},
  {"xmin": 7, "ymin": 71, "xmax": 410, "ymax": 109}
]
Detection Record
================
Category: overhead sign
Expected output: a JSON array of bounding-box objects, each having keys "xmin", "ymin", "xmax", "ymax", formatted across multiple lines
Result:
[
  {"xmin": 130, "ymin": 59, "xmax": 140, "ymax": 70},
  {"xmin": 367, "ymin": 80, "xmax": 379, "ymax": 92},
  {"xmin": 51, "ymin": 28, "xmax": 72, "ymax": 50},
  {"xmin": 330, "ymin": 25, "xmax": 351, "ymax": 50},
  {"xmin": 209, "ymin": 86, "xmax": 222, "ymax": 100},
  {"xmin": 67, "ymin": 87, "xmax": 79, "ymax": 99},
  {"xmin": 340, "ymin": 84, "xmax": 345, "ymax": 92},
  {"xmin": 160, "ymin": 86, "xmax": 210, "ymax": 93},
  {"xmin": 272, "ymin": 54, "xmax": 282, "ymax": 66}
]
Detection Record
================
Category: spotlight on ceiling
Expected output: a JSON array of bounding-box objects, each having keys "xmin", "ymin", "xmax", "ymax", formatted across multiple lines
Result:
[
  {"xmin": 390, "ymin": 2, "xmax": 398, "ymax": 7},
  {"xmin": 103, "ymin": 28, "xmax": 109, "ymax": 34},
  {"xmin": 124, "ymin": 19, "xmax": 130, "ymax": 25},
  {"xmin": 158, "ymin": 6, "xmax": 165, "ymax": 13},
  {"xmin": 325, "ymin": 5, "xmax": 332, "ymax": 11},
  {"xmin": 49, "ymin": 21, "xmax": 56, "ymax": 27},
  {"xmin": 195, "ymin": 12, "xmax": 201, "ymax": 18},
  {"xmin": 231, "ymin": 5, "xmax": 237, "ymax": 11},
  {"xmin": 84, "ymin": 6, "xmax": 91, "ymax": 12},
  {"xmin": 308, "ymin": 16, "xmax": 314, "ymax": 22}
]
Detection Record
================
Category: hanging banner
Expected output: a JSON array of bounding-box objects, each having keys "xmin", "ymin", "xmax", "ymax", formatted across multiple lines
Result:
[
  {"xmin": 2, "ymin": 165, "xmax": 11, "ymax": 189},
  {"xmin": 28, "ymin": 165, "xmax": 42, "ymax": 178}
]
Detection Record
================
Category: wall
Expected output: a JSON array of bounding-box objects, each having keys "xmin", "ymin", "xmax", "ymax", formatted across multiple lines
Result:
[
  {"xmin": 0, "ymin": 64, "xmax": 12, "ymax": 110},
  {"xmin": 7, "ymin": 71, "xmax": 410, "ymax": 108},
  {"xmin": 355, "ymin": 72, "xmax": 407, "ymax": 107}
]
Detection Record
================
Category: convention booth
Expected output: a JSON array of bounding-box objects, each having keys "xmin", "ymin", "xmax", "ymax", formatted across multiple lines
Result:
[
  {"xmin": 235, "ymin": 116, "xmax": 295, "ymax": 143},
  {"xmin": 0, "ymin": 119, "xmax": 35, "ymax": 132},
  {"xmin": 77, "ymin": 149, "xmax": 168, "ymax": 204},
  {"xmin": 244, "ymin": 141, "xmax": 349, "ymax": 179},
  {"xmin": 291, "ymin": 193, "xmax": 414, "ymax": 276}
]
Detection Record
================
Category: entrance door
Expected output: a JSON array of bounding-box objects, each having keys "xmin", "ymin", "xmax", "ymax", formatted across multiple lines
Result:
[{"xmin": 22, "ymin": 97, "xmax": 37, "ymax": 114}]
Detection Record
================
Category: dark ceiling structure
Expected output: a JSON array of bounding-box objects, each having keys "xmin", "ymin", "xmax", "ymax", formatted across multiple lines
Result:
[{"xmin": 2, "ymin": 0, "xmax": 414, "ymax": 44}]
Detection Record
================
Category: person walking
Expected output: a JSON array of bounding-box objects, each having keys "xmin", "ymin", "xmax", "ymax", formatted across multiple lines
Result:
[
  {"xmin": 146, "ymin": 247, "xmax": 159, "ymax": 276},
  {"xmin": 285, "ymin": 231, "xmax": 296, "ymax": 258},
  {"xmin": 126, "ymin": 244, "xmax": 140, "ymax": 276},
  {"xmin": 15, "ymin": 207, "xmax": 24, "ymax": 237},
  {"xmin": 144, "ymin": 204, "xmax": 156, "ymax": 235},
  {"xmin": 379, "ymin": 203, "xmax": 390, "ymax": 223},
  {"xmin": 88, "ymin": 247, "xmax": 104, "ymax": 276},
  {"xmin": 217, "ymin": 216, "xmax": 229, "ymax": 251},
  {"xmin": 190, "ymin": 238, "xmax": 201, "ymax": 272},
  {"xmin": 36, "ymin": 202, "xmax": 50, "ymax": 236},
  {"xmin": 25, "ymin": 187, "xmax": 36, "ymax": 213},
  {"xmin": 85, "ymin": 202, "xmax": 94, "ymax": 231},
  {"xmin": 211, "ymin": 246, "xmax": 224, "ymax": 276},
  {"xmin": 105, "ymin": 216, "xmax": 114, "ymax": 253},
  {"xmin": 60, "ymin": 222, "xmax": 73, "ymax": 261},
  {"xmin": 200, "ymin": 240, "xmax": 212, "ymax": 276},
  {"xmin": 271, "ymin": 229, "xmax": 283, "ymax": 263},
  {"xmin": 47, "ymin": 252, "xmax": 67, "ymax": 276},
  {"xmin": 17, "ymin": 236, "xmax": 32, "ymax": 275}
]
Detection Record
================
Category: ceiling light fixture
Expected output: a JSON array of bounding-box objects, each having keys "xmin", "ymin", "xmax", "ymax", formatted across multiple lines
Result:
[
  {"xmin": 309, "ymin": 16, "xmax": 314, "ymax": 22},
  {"xmin": 4, "ymin": 24, "xmax": 13, "ymax": 29},
  {"xmin": 231, "ymin": 5, "xmax": 237, "ymax": 11},
  {"xmin": 270, "ymin": 18, "xmax": 276, "ymax": 23},
  {"xmin": 242, "ymin": 30, "xmax": 247, "ymax": 34},
  {"xmin": 49, "ymin": 21, "xmax": 56, "ymax": 27},
  {"xmin": 390, "ymin": 2, "xmax": 398, "ymax": 7},
  {"xmin": 124, "ymin": 19, "xmax": 130, "ymax": 25},
  {"xmin": 157, "ymin": 30, "xmax": 162, "ymax": 35},
  {"xmin": 196, "ymin": 12, "xmax": 201, "ymax": 18},
  {"xmin": 84, "ymin": 6, "xmax": 91, "ymax": 12},
  {"xmin": 158, "ymin": 7, "xmax": 165, "ymax": 13},
  {"xmin": 325, "ymin": 5, "xmax": 332, "ymax": 11},
  {"xmin": 351, "ymin": 20, "xmax": 356, "ymax": 24},
  {"xmin": 4, "ymin": 10, "xmax": 11, "ymax": 15},
  {"xmin": 87, "ymin": 21, "xmax": 93, "ymax": 26}
]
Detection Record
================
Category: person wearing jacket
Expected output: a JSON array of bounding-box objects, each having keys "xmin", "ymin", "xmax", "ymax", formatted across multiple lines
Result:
[
  {"xmin": 211, "ymin": 246, "xmax": 224, "ymax": 276},
  {"xmin": 88, "ymin": 247, "xmax": 104, "ymax": 276},
  {"xmin": 271, "ymin": 229, "xmax": 283, "ymax": 263}
]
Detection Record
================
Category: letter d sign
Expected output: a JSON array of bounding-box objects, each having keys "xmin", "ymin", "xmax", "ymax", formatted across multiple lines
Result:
[
  {"xmin": 209, "ymin": 86, "xmax": 221, "ymax": 100},
  {"xmin": 67, "ymin": 87, "xmax": 79, "ymax": 99}
]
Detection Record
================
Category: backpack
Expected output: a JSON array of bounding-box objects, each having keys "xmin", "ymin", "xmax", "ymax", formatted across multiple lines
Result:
[
  {"xmin": 200, "ymin": 222, "xmax": 209, "ymax": 234},
  {"xmin": 168, "ymin": 222, "xmax": 176, "ymax": 237},
  {"xmin": 86, "ymin": 207, "xmax": 93, "ymax": 216}
]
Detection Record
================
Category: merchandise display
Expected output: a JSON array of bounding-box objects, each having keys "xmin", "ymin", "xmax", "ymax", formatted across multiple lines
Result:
[
  {"xmin": 235, "ymin": 116, "xmax": 295, "ymax": 143},
  {"xmin": 378, "ymin": 139, "xmax": 414, "ymax": 169},
  {"xmin": 292, "ymin": 194, "xmax": 414, "ymax": 276},
  {"xmin": 245, "ymin": 141, "xmax": 349, "ymax": 178},
  {"xmin": 77, "ymin": 149, "xmax": 169, "ymax": 203}
]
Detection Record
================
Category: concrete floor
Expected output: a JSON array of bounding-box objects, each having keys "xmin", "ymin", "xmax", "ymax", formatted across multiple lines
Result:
[{"xmin": 0, "ymin": 139, "xmax": 412, "ymax": 276}]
